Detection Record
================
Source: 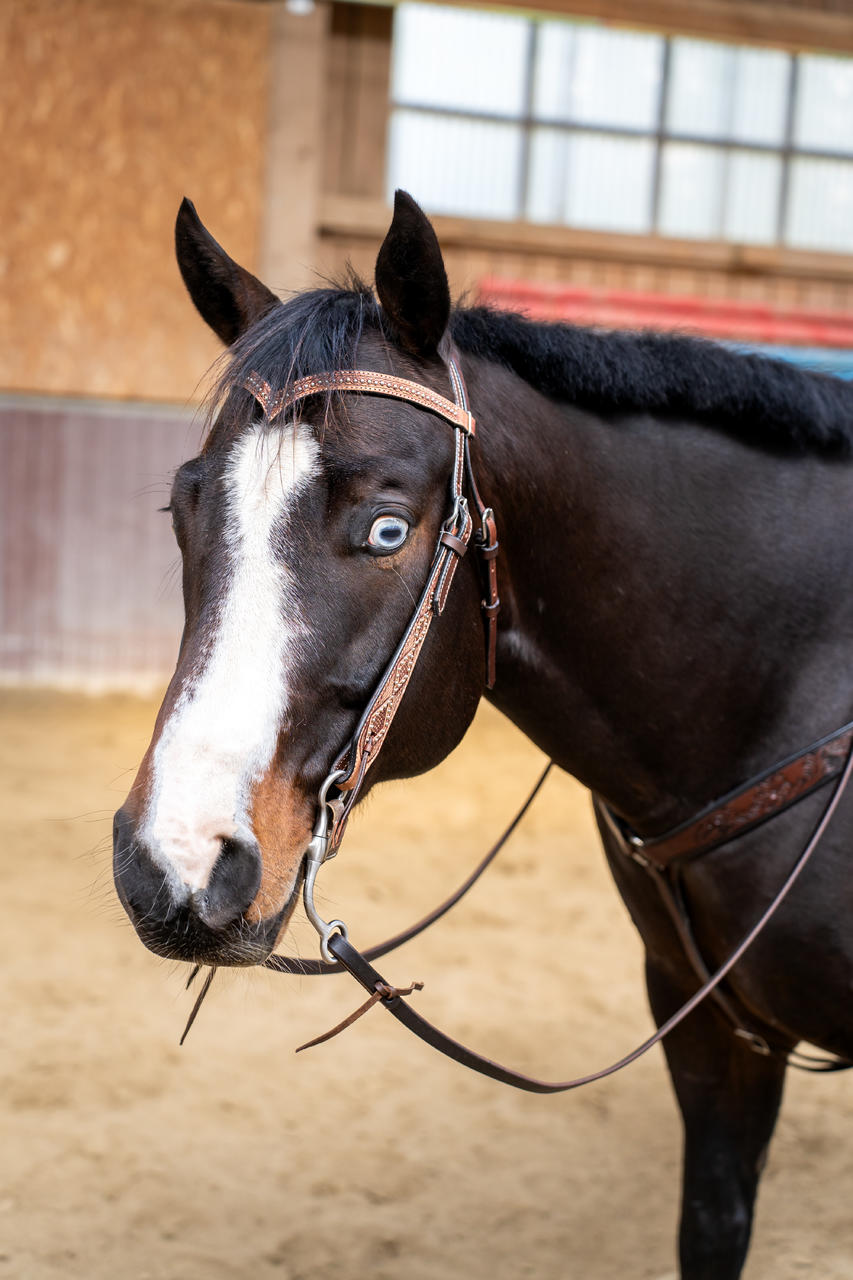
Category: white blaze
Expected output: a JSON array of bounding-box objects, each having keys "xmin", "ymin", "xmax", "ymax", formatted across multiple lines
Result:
[{"xmin": 142, "ymin": 424, "xmax": 319, "ymax": 891}]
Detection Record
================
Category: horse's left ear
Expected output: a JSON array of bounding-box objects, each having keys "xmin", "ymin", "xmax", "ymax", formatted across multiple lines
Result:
[
  {"xmin": 175, "ymin": 197, "xmax": 281, "ymax": 346},
  {"xmin": 375, "ymin": 190, "xmax": 451, "ymax": 357}
]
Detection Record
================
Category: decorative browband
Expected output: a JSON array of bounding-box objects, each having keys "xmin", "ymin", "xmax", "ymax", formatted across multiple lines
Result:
[{"xmin": 243, "ymin": 369, "xmax": 476, "ymax": 436}]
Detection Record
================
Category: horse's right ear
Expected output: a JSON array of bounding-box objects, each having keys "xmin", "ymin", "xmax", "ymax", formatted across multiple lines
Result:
[
  {"xmin": 175, "ymin": 198, "xmax": 281, "ymax": 346},
  {"xmin": 375, "ymin": 190, "xmax": 450, "ymax": 357}
]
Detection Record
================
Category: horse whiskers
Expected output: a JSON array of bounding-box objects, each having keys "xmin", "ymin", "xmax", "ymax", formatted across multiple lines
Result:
[
  {"xmin": 179, "ymin": 966, "xmax": 217, "ymax": 1045},
  {"xmin": 389, "ymin": 562, "xmax": 417, "ymax": 608}
]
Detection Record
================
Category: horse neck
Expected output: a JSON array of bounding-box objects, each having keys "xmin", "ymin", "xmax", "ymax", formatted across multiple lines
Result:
[{"xmin": 466, "ymin": 356, "xmax": 853, "ymax": 834}]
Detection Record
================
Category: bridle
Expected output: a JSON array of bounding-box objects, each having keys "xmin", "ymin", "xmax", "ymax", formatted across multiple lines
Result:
[
  {"xmin": 244, "ymin": 354, "xmax": 499, "ymax": 960},
  {"xmin": 204, "ymin": 353, "xmax": 853, "ymax": 1089}
]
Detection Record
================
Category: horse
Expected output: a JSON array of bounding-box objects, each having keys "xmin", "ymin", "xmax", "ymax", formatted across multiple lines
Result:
[{"xmin": 114, "ymin": 189, "xmax": 853, "ymax": 1279}]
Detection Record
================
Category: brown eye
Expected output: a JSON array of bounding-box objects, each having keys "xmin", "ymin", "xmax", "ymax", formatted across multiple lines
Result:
[{"xmin": 366, "ymin": 514, "xmax": 409, "ymax": 554}]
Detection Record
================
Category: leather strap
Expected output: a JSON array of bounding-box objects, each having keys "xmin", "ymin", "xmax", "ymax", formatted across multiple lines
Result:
[
  {"xmin": 476, "ymin": 507, "xmax": 500, "ymax": 690},
  {"xmin": 325, "ymin": 415, "xmax": 473, "ymax": 851},
  {"xmin": 456, "ymin": 373, "xmax": 500, "ymax": 691},
  {"xmin": 603, "ymin": 719, "xmax": 853, "ymax": 868},
  {"xmin": 244, "ymin": 368, "xmax": 475, "ymax": 436},
  {"xmin": 244, "ymin": 355, "xmax": 495, "ymax": 843},
  {"xmin": 648, "ymin": 858, "xmax": 853, "ymax": 1072},
  {"xmin": 264, "ymin": 762, "xmax": 553, "ymax": 976},
  {"xmin": 307, "ymin": 738, "xmax": 853, "ymax": 1091}
]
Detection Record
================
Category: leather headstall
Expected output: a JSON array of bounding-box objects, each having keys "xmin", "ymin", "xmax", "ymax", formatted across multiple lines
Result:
[{"xmin": 243, "ymin": 354, "xmax": 500, "ymax": 857}]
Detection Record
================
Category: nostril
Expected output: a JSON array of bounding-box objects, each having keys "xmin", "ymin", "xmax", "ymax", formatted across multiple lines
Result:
[
  {"xmin": 113, "ymin": 814, "xmax": 183, "ymax": 925},
  {"xmin": 194, "ymin": 836, "xmax": 262, "ymax": 931}
]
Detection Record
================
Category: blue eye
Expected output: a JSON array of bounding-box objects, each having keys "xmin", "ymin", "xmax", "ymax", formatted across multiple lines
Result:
[{"xmin": 367, "ymin": 515, "xmax": 410, "ymax": 553}]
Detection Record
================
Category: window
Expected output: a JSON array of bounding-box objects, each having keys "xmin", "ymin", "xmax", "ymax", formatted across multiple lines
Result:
[{"xmin": 388, "ymin": 5, "xmax": 853, "ymax": 252}]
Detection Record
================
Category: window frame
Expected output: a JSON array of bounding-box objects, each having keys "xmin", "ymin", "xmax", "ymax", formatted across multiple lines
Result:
[{"xmin": 388, "ymin": 14, "xmax": 853, "ymax": 248}]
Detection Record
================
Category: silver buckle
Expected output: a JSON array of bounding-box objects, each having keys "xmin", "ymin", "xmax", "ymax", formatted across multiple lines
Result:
[
  {"xmin": 627, "ymin": 833, "xmax": 652, "ymax": 868},
  {"xmin": 443, "ymin": 494, "xmax": 469, "ymax": 538},
  {"xmin": 734, "ymin": 1028, "xmax": 772, "ymax": 1057}
]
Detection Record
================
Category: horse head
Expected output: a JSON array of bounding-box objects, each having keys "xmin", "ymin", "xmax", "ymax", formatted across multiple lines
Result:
[{"xmin": 113, "ymin": 192, "xmax": 488, "ymax": 966}]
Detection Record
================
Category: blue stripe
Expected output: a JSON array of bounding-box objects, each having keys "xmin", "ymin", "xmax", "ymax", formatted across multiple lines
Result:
[{"xmin": 733, "ymin": 344, "xmax": 853, "ymax": 380}]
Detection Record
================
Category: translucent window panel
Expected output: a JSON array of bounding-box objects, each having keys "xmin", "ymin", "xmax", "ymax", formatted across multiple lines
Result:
[
  {"xmin": 533, "ymin": 23, "xmax": 663, "ymax": 130},
  {"xmin": 795, "ymin": 55, "xmax": 853, "ymax": 152},
  {"xmin": 387, "ymin": 110, "xmax": 523, "ymax": 220},
  {"xmin": 658, "ymin": 143, "xmax": 725, "ymax": 239},
  {"xmin": 786, "ymin": 157, "xmax": 853, "ymax": 252},
  {"xmin": 526, "ymin": 128, "xmax": 565, "ymax": 223},
  {"xmin": 667, "ymin": 40, "xmax": 732, "ymax": 138},
  {"xmin": 391, "ymin": 3, "xmax": 529, "ymax": 117},
  {"xmin": 724, "ymin": 151, "xmax": 782, "ymax": 244},
  {"xmin": 729, "ymin": 49, "xmax": 790, "ymax": 145},
  {"xmin": 667, "ymin": 40, "xmax": 788, "ymax": 144},
  {"xmin": 527, "ymin": 129, "xmax": 654, "ymax": 233}
]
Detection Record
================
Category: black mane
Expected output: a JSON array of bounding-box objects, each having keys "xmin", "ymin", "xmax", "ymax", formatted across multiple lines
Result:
[
  {"xmin": 452, "ymin": 306, "xmax": 853, "ymax": 457},
  {"xmin": 215, "ymin": 281, "xmax": 853, "ymax": 457}
]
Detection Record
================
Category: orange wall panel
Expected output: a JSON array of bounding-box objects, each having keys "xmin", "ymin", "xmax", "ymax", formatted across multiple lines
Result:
[{"xmin": 2, "ymin": 0, "xmax": 271, "ymax": 401}]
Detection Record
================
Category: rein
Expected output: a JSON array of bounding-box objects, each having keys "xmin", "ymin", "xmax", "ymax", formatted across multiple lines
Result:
[{"xmin": 236, "ymin": 355, "xmax": 853, "ymax": 1089}]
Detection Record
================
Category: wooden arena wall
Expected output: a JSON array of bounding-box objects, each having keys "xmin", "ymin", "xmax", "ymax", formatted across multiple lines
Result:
[
  {"xmin": 315, "ymin": 0, "xmax": 853, "ymax": 314},
  {"xmin": 8, "ymin": 0, "xmax": 853, "ymax": 406},
  {"xmin": 5, "ymin": 0, "xmax": 853, "ymax": 686},
  {"xmin": 0, "ymin": 398, "xmax": 191, "ymax": 690}
]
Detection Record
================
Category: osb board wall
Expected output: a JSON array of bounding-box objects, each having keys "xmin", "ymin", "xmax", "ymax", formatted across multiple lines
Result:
[{"xmin": 2, "ymin": 0, "xmax": 272, "ymax": 402}]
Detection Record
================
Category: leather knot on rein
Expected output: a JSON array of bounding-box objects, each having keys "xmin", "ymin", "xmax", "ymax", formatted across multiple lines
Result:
[{"xmin": 296, "ymin": 978, "xmax": 424, "ymax": 1054}]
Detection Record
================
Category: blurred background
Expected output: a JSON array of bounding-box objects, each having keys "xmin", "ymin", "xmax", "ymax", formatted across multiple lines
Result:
[
  {"xmin": 5, "ymin": 0, "xmax": 853, "ymax": 688},
  {"xmin": 5, "ymin": 3, "xmax": 853, "ymax": 1279}
]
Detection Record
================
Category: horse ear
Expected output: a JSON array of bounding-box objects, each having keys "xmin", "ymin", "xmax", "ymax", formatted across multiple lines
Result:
[
  {"xmin": 175, "ymin": 198, "xmax": 281, "ymax": 346},
  {"xmin": 375, "ymin": 190, "xmax": 451, "ymax": 357}
]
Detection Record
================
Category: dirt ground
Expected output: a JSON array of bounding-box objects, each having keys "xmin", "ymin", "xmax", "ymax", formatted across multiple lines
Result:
[{"xmin": 2, "ymin": 690, "xmax": 853, "ymax": 1280}]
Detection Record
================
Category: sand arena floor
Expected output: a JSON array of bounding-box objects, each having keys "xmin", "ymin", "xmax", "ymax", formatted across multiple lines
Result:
[{"xmin": 2, "ymin": 690, "xmax": 853, "ymax": 1280}]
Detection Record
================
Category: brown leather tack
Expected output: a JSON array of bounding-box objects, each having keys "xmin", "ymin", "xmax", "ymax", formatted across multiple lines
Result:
[
  {"xmin": 439, "ymin": 530, "xmax": 469, "ymax": 558},
  {"xmin": 616, "ymin": 723, "xmax": 853, "ymax": 867},
  {"xmin": 245, "ymin": 368, "xmax": 476, "ymax": 435},
  {"xmin": 257, "ymin": 351, "xmax": 853, "ymax": 1090}
]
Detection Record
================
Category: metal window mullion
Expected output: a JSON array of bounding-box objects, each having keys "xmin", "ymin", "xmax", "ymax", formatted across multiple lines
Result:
[
  {"xmin": 391, "ymin": 97, "xmax": 853, "ymax": 165},
  {"xmin": 650, "ymin": 37, "xmax": 671, "ymax": 233},
  {"xmin": 777, "ymin": 53, "xmax": 799, "ymax": 245},
  {"xmin": 516, "ymin": 21, "xmax": 538, "ymax": 220},
  {"xmin": 558, "ymin": 26, "xmax": 579, "ymax": 224},
  {"xmin": 717, "ymin": 48, "xmax": 737, "ymax": 238}
]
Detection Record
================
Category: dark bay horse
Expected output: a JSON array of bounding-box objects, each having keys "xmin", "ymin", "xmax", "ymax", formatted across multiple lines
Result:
[{"xmin": 114, "ymin": 190, "xmax": 853, "ymax": 1279}]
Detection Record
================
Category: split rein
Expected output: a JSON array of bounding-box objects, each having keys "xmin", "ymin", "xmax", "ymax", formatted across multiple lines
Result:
[{"xmin": 183, "ymin": 356, "xmax": 853, "ymax": 1088}]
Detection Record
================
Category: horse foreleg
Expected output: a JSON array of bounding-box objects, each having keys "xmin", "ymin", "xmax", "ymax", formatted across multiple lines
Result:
[{"xmin": 645, "ymin": 958, "xmax": 788, "ymax": 1280}]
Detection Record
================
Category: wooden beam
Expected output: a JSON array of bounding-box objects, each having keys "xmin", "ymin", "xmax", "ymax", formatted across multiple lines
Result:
[
  {"xmin": 335, "ymin": 0, "xmax": 853, "ymax": 56},
  {"xmin": 318, "ymin": 193, "xmax": 853, "ymax": 283}
]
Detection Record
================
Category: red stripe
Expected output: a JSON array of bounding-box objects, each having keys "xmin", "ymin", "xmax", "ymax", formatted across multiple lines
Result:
[{"xmin": 477, "ymin": 277, "xmax": 853, "ymax": 349}]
